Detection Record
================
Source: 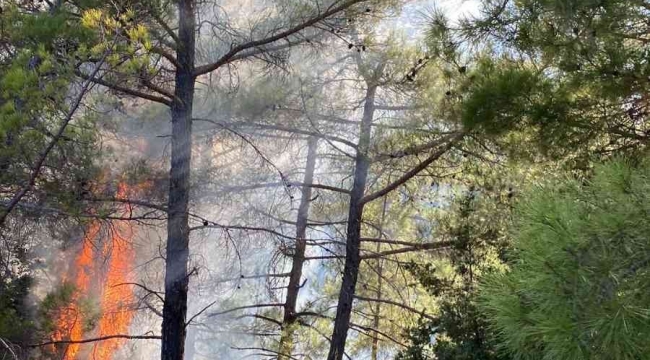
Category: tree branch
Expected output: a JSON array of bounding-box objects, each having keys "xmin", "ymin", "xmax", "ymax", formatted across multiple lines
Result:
[
  {"xmin": 74, "ymin": 69, "xmax": 172, "ymax": 106},
  {"xmin": 361, "ymin": 241, "xmax": 453, "ymax": 259},
  {"xmin": 303, "ymin": 241, "xmax": 453, "ymax": 261},
  {"xmin": 150, "ymin": 11, "xmax": 179, "ymax": 46},
  {"xmin": 373, "ymin": 132, "xmax": 460, "ymax": 162},
  {"xmin": 353, "ymin": 295, "xmax": 435, "ymax": 321},
  {"xmin": 208, "ymin": 303, "xmax": 284, "ymax": 318},
  {"xmin": 194, "ymin": 118, "xmax": 358, "ymax": 149},
  {"xmin": 213, "ymin": 273, "xmax": 290, "ymax": 284},
  {"xmin": 216, "ymin": 181, "xmax": 350, "ymax": 195},
  {"xmin": 374, "ymin": 105, "xmax": 419, "ymax": 111},
  {"xmin": 361, "ymin": 132, "xmax": 466, "ymax": 204},
  {"xmin": 0, "ymin": 56, "xmax": 106, "ymax": 226},
  {"xmin": 29, "ymin": 334, "xmax": 160, "ymax": 347},
  {"xmin": 237, "ymin": 314, "xmax": 283, "ymax": 327},
  {"xmin": 0, "ymin": 338, "xmax": 18, "ymax": 360},
  {"xmin": 349, "ymin": 322, "xmax": 407, "ymax": 348},
  {"xmin": 193, "ymin": 0, "xmax": 369, "ymax": 76},
  {"xmin": 112, "ymin": 282, "xmax": 164, "ymax": 302},
  {"xmin": 150, "ymin": 45, "xmax": 181, "ymax": 69},
  {"xmin": 230, "ymin": 347, "xmax": 301, "ymax": 360}
]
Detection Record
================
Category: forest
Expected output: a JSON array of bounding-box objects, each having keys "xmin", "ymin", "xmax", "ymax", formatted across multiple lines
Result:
[{"xmin": 0, "ymin": 0, "xmax": 649, "ymax": 359}]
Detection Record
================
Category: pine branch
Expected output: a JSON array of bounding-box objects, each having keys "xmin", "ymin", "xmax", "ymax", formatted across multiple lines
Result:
[{"xmin": 0, "ymin": 55, "xmax": 107, "ymax": 226}]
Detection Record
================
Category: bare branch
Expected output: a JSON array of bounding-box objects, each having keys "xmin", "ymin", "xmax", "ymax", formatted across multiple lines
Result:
[
  {"xmin": 213, "ymin": 273, "xmax": 290, "ymax": 284},
  {"xmin": 186, "ymin": 300, "xmax": 218, "ymax": 326},
  {"xmin": 360, "ymin": 238, "xmax": 441, "ymax": 247},
  {"xmin": 303, "ymin": 241, "xmax": 453, "ymax": 261},
  {"xmin": 143, "ymin": 300, "xmax": 164, "ymax": 318},
  {"xmin": 194, "ymin": 0, "xmax": 369, "ymax": 76},
  {"xmin": 230, "ymin": 347, "xmax": 301, "ymax": 360},
  {"xmin": 74, "ymin": 69, "xmax": 173, "ymax": 106},
  {"xmin": 149, "ymin": 10, "xmax": 180, "ymax": 46},
  {"xmin": 0, "ymin": 338, "xmax": 18, "ymax": 360},
  {"xmin": 374, "ymin": 105, "xmax": 419, "ymax": 111},
  {"xmin": 361, "ymin": 132, "xmax": 466, "ymax": 204},
  {"xmin": 237, "ymin": 314, "xmax": 283, "ymax": 327},
  {"xmin": 216, "ymin": 181, "xmax": 350, "ymax": 195},
  {"xmin": 353, "ymin": 295, "xmax": 435, "ymax": 321},
  {"xmin": 190, "ymin": 222, "xmax": 294, "ymax": 240},
  {"xmin": 150, "ymin": 45, "xmax": 181, "ymax": 69},
  {"xmin": 29, "ymin": 334, "xmax": 161, "ymax": 347},
  {"xmin": 194, "ymin": 118, "xmax": 358, "ymax": 149},
  {"xmin": 208, "ymin": 303, "xmax": 284, "ymax": 318},
  {"xmin": 373, "ymin": 132, "xmax": 461, "ymax": 162},
  {"xmin": 112, "ymin": 282, "xmax": 164, "ymax": 302},
  {"xmin": 361, "ymin": 241, "xmax": 453, "ymax": 259},
  {"xmin": 349, "ymin": 322, "xmax": 407, "ymax": 348}
]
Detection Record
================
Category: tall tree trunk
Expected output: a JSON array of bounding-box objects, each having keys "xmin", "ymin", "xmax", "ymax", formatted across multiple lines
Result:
[
  {"xmin": 371, "ymin": 196, "xmax": 388, "ymax": 360},
  {"xmin": 278, "ymin": 136, "xmax": 318, "ymax": 360},
  {"xmin": 161, "ymin": 1, "xmax": 195, "ymax": 359},
  {"xmin": 327, "ymin": 84, "xmax": 377, "ymax": 360}
]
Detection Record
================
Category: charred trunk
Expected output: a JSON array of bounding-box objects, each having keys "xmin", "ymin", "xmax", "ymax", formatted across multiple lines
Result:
[
  {"xmin": 161, "ymin": 1, "xmax": 195, "ymax": 360},
  {"xmin": 278, "ymin": 136, "xmax": 318, "ymax": 359}
]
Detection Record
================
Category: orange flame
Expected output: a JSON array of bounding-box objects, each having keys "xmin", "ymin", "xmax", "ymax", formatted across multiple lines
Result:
[{"xmin": 51, "ymin": 183, "xmax": 139, "ymax": 360}]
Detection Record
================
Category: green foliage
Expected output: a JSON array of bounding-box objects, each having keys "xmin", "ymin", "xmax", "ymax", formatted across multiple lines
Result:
[
  {"xmin": 460, "ymin": 59, "xmax": 543, "ymax": 135},
  {"xmin": 470, "ymin": 0, "xmax": 650, "ymax": 103},
  {"xmin": 398, "ymin": 189, "xmax": 512, "ymax": 360},
  {"xmin": 0, "ymin": 275, "xmax": 34, "ymax": 342},
  {"xmin": 38, "ymin": 282, "xmax": 76, "ymax": 334},
  {"xmin": 427, "ymin": 0, "xmax": 650, "ymax": 164},
  {"xmin": 458, "ymin": 59, "xmax": 596, "ymax": 160},
  {"xmin": 0, "ymin": 2, "xmax": 103, "ymax": 212},
  {"xmin": 479, "ymin": 159, "xmax": 650, "ymax": 360},
  {"xmin": 396, "ymin": 320, "xmax": 437, "ymax": 360}
]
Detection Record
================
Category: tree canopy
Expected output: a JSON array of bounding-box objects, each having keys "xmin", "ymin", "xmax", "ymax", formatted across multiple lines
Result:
[
  {"xmin": 481, "ymin": 158, "xmax": 650, "ymax": 360},
  {"xmin": 0, "ymin": 0, "xmax": 648, "ymax": 359}
]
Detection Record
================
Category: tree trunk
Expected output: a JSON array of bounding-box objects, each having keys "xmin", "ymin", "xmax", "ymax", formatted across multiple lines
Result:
[
  {"xmin": 161, "ymin": 1, "xmax": 195, "ymax": 360},
  {"xmin": 278, "ymin": 136, "xmax": 318, "ymax": 359},
  {"xmin": 327, "ymin": 84, "xmax": 377, "ymax": 360}
]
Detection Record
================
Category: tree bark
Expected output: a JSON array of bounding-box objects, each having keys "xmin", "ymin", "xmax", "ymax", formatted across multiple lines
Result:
[
  {"xmin": 327, "ymin": 82, "xmax": 377, "ymax": 360},
  {"xmin": 161, "ymin": 1, "xmax": 195, "ymax": 359},
  {"xmin": 278, "ymin": 136, "xmax": 318, "ymax": 359}
]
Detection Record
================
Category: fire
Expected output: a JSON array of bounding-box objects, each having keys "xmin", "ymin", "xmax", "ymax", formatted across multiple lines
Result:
[{"xmin": 51, "ymin": 182, "xmax": 139, "ymax": 360}]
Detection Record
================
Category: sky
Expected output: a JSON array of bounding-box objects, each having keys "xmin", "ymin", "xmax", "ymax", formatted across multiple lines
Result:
[{"xmin": 392, "ymin": 0, "xmax": 481, "ymax": 40}]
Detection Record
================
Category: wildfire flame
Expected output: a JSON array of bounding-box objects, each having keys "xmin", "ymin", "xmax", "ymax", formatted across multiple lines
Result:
[{"xmin": 51, "ymin": 183, "xmax": 139, "ymax": 360}]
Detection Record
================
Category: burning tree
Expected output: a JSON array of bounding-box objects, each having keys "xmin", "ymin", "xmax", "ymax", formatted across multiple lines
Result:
[
  {"xmin": 20, "ymin": 1, "xmax": 395, "ymax": 359},
  {"xmin": 39, "ymin": 182, "xmax": 160, "ymax": 359}
]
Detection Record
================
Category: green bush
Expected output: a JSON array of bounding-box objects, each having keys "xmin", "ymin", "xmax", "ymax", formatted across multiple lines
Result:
[{"xmin": 480, "ymin": 159, "xmax": 650, "ymax": 360}]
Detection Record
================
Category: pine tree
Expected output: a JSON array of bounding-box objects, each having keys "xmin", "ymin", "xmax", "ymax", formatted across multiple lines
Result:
[{"xmin": 480, "ymin": 158, "xmax": 650, "ymax": 360}]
